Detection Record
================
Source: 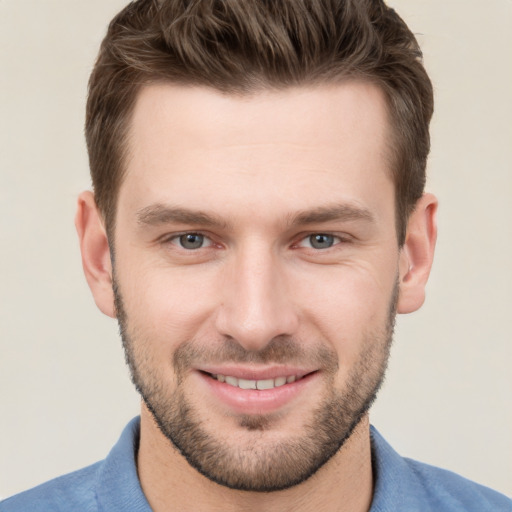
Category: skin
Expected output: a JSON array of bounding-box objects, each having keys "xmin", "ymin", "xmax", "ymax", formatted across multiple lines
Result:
[{"xmin": 76, "ymin": 82, "xmax": 437, "ymax": 512}]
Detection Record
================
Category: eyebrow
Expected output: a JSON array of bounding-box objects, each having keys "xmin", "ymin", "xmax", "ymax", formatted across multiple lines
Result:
[
  {"xmin": 288, "ymin": 203, "xmax": 375, "ymax": 227},
  {"xmin": 136, "ymin": 204, "xmax": 230, "ymax": 229},
  {"xmin": 136, "ymin": 202, "xmax": 374, "ymax": 230}
]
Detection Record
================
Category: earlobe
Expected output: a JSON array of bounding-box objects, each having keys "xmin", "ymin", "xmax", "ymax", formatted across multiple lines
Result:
[
  {"xmin": 75, "ymin": 191, "xmax": 116, "ymax": 318},
  {"xmin": 397, "ymin": 193, "xmax": 438, "ymax": 314}
]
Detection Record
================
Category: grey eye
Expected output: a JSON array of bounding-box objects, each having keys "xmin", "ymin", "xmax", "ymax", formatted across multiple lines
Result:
[
  {"xmin": 179, "ymin": 233, "xmax": 205, "ymax": 250},
  {"xmin": 309, "ymin": 234, "xmax": 335, "ymax": 249}
]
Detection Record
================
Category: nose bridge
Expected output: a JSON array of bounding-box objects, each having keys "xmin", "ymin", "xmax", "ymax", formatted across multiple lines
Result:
[{"xmin": 215, "ymin": 239, "xmax": 298, "ymax": 351}]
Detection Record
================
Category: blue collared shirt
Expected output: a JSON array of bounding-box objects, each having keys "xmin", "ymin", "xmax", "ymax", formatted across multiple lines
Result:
[{"xmin": 1, "ymin": 417, "xmax": 510, "ymax": 511}]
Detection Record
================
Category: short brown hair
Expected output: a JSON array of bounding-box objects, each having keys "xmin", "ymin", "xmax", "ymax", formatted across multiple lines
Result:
[{"xmin": 86, "ymin": 0, "xmax": 433, "ymax": 245}]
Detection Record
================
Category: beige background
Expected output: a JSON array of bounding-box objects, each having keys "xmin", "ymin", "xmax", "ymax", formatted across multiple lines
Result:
[{"xmin": 1, "ymin": 0, "xmax": 511, "ymax": 500}]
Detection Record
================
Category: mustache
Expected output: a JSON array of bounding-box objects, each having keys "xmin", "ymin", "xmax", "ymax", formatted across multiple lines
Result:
[{"xmin": 173, "ymin": 336, "xmax": 339, "ymax": 373}]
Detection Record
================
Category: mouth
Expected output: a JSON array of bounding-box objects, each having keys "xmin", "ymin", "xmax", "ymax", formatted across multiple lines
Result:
[
  {"xmin": 206, "ymin": 372, "xmax": 306, "ymax": 390},
  {"xmin": 196, "ymin": 368, "xmax": 319, "ymax": 415}
]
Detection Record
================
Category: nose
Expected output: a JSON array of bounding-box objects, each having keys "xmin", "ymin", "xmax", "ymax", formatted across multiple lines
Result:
[{"xmin": 215, "ymin": 244, "xmax": 299, "ymax": 352}]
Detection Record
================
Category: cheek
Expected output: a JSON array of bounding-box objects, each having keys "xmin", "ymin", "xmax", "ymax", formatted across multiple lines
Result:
[
  {"xmin": 293, "ymin": 262, "xmax": 396, "ymax": 351},
  {"xmin": 117, "ymin": 260, "xmax": 219, "ymax": 347}
]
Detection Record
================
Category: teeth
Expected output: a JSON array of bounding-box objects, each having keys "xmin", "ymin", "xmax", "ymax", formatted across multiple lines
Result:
[
  {"xmin": 274, "ymin": 377, "xmax": 286, "ymax": 387},
  {"xmin": 256, "ymin": 379, "xmax": 275, "ymax": 390},
  {"xmin": 225, "ymin": 376, "xmax": 238, "ymax": 387},
  {"xmin": 213, "ymin": 374, "xmax": 300, "ymax": 390},
  {"xmin": 238, "ymin": 378, "xmax": 257, "ymax": 390}
]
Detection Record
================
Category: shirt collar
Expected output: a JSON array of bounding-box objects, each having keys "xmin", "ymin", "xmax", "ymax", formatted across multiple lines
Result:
[
  {"xmin": 369, "ymin": 426, "xmax": 430, "ymax": 511},
  {"xmin": 96, "ymin": 417, "xmax": 151, "ymax": 512}
]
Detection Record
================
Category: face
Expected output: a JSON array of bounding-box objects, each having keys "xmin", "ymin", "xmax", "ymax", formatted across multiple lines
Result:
[{"xmin": 113, "ymin": 82, "xmax": 401, "ymax": 491}]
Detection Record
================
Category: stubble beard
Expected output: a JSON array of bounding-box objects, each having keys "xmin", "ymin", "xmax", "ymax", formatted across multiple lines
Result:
[{"xmin": 114, "ymin": 277, "xmax": 397, "ymax": 492}]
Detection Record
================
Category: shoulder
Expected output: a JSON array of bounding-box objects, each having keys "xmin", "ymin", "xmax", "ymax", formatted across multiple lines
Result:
[
  {"xmin": 0, "ymin": 418, "xmax": 148, "ymax": 512},
  {"xmin": 403, "ymin": 457, "xmax": 512, "ymax": 512},
  {"xmin": 0, "ymin": 461, "xmax": 103, "ymax": 512},
  {"xmin": 370, "ymin": 426, "xmax": 512, "ymax": 512}
]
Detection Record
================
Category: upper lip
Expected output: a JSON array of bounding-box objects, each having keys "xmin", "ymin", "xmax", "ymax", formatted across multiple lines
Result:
[{"xmin": 196, "ymin": 365, "xmax": 315, "ymax": 381}]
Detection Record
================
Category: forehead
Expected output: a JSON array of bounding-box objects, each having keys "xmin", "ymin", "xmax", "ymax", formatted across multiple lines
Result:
[
  {"xmin": 128, "ymin": 81, "xmax": 391, "ymax": 155},
  {"xmin": 119, "ymin": 82, "xmax": 394, "ymax": 224}
]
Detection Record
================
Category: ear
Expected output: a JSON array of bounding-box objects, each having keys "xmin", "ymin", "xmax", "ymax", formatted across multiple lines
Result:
[
  {"xmin": 397, "ymin": 193, "xmax": 438, "ymax": 314},
  {"xmin": 75, "ymin": 191, "xmax": 116, "ymax": 318}
]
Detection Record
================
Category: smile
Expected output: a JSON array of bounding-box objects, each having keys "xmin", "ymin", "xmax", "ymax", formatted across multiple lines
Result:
[
  {"xmin": 197, "ymin": 367, "xmax": 318, "ymax": 414},
  {"xmin": 210, "ymin": 373, "xmax": 300, "ymax": 390}
]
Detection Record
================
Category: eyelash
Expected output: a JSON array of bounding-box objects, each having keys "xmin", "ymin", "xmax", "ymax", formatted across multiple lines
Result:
[
  {"xmin": 295, "ymin": 233, "xmax": 345, "ymax": 250},
  {"xmin": 165, "ymin": 232, "xmax": 214, "ymax": 250},
  {"xmin": 161, "ymin": 231, "xmax": 350, "ymax": 252}
]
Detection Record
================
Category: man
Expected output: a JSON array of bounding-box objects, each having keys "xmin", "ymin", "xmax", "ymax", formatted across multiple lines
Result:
[{"xmin": 1, "ymin": 0, "xmax": 510, "ymax": 511}]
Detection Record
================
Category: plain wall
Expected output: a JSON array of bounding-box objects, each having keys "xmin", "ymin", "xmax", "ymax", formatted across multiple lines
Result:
[{"xmin": 1, "ymin": 0, "xmax": 511, "ymax": 499}]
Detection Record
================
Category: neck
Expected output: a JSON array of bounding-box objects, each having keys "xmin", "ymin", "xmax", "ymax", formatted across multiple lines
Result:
[{"xmin": 137, "ymin": 405, "xmax": 373, "ymax": 512}]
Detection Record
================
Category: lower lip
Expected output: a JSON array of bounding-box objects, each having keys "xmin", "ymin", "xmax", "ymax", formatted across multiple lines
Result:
[{"xmin": 196, "ymin": 371, "xmax": 318, "ymax": 415}]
